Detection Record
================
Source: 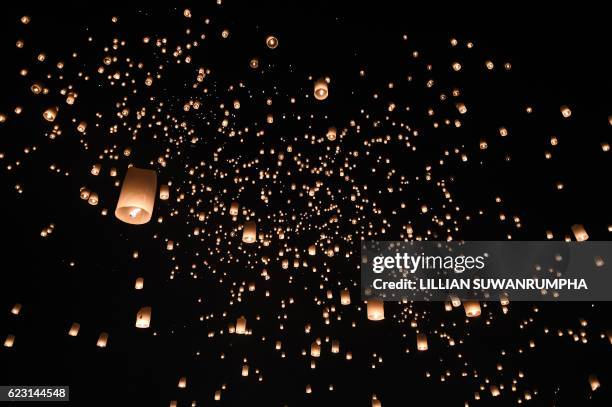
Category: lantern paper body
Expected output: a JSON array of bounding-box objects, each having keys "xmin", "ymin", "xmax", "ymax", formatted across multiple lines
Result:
[
  {"xmin": 178, "ymin": 377, "xmax": 187, "ymax": 388},
  {"xmin": 4, "ymin": 334, "xmax": 15, "ymax": 348},
  {"xmin": 242, "ymin": 221, "xmax": 257, "ymax": 243},
  {"xmin": 135, "ymin": 277, "xmax": 144, "ymax": 290},
  {"xmin": 589, "ymin": 374, "xmax": 600, "ymax": 391},
  {"xmin": 159, "ymin": 184, "xmax": 170, "ymax": 200},
  {"xmin": 340, "ymin": 289, "xmax": 351, "ymax": 305},
  {"xmin": 417, "ymin": 333, "xmax": 428, "ymax": 351},
  {"xmin": 11, "ymin": 303, "xmax": 22, "ymax": 315},
  {"xmin": 115, "ymin": 167, "xmax": 157, "ymax": 225},
  {"xmin": 230, "ymin": 202, "xmax": 239, "ymax": 216},
  {"xmin": 314, "ymin": 78, "xmax": 329, "ymax": 100},
  {"xmin": 136, "ymin": 306, "xmax": 152, "ymax": 328},
  {"xmin": 571, "ymin": 224, "xmax": 589, "ymax": 241},
  {"xmin": 68, "ymin": 322, "xmax": 80, "ymax": 337},
  {"xmin": 97, "ymin": 332, "xmax": 109, "ymax": 348},
  {"xmin": 463, "ymin": 301, "xmax": 481, "ymax": 318},
  {"xmin": 311, "ymin": 342, "xmax": 321, "ymax": 357},
  {"xmin": 367, "ymin": 299, "xmax": 384, "ymax": 321},
  {"xmin": 236, "ymin": 316, "xmax": 247, "ymax": 334}
]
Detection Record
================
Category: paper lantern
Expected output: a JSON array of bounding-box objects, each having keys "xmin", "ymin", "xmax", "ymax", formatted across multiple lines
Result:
[
  {"xmin": 87, "ymin": 192, "xmax": 99, "ymax": 206},
  {"xmin": 91, "ymin": 163, "xmax": 101, "ymax": 175},
  {"xmin": 311, "ymin": 342, "xmax": 321, "ymax": 357},
  {"xmin": 4, "ymin": 334, "xmax": 15, "ymax": 348},
  {"xmin": 456, "ymin": 102, "xmax": 467, "ymax": 114},
  {"xmin": 43, "ymin": 107, "xmax": 58, "ymax": 122},
  {"xmin": 331, "ymin": 340, "xmax": 340, "ymax": 353},
  {"xmin": 561, "ymin": 105, "xmax": 572, "ymax": 118},
  {"xmin": 242, "ymin": 365, "xmax": 249, "ymax": 376},
  {"xmin": 463, "ymin": 301, "xmax": 481, "ymax": 318},
  {"xmin": 135, "ymin": 277, "xmax": 144, "ymax": 290},
  {"xmin": 77, "ymin": 121, "xmax": 87, "ymax": 133},
  {"xmin": 417, "ymin": 333, "xmax": 428, "ymax": 351},
  {"xmin": 159, "ymin": 184, "xmax": 170, "ymax": 200},
  {"xmin": 214, "ymin": 391, "xmax": 221, "ymax": 400},
  {"xmin": 242, "ymin": 221, "xmax": 257, "ymax": 243},
  {"xmin": 326, "ymin": 127, "xmax": 337, "ymax": 141},
  {"xmin": 136, "ymin": 306, "xmax": 152, "ymax": 328},
  {"xmin": 314, "ymin": 78, "xmax": 329, "ymax": 101},
  {"xmin": 230, "ymin": 202, "xmax": 239, "ymax": 216},
  {"xmin": 367, "ymin": 299, "xmax": 384, "ymax": 321},
  {"xmin": 68, "ymin": 322, "xmax": 80, "ymax": 336},
  {"xmin": 571, "ymin": 224, "xmax": 589, "ymax": 241},
  {"xmin": 96, "ymin": 332, "xmax": 109, "ymax": 348},
  {"xmin": 340, "ymin": 289, "xmax": 351, "ymax": 305},
  {"xmin": 178, "ymin": 377, "xmax": 187, "ymax": 388},
  {"xmin": 308, "ymin": 245, "xmax": 316, "ymax": 255},
  {"xmin": 265, "ymin": 35, "xmax": 278, "ymax": 49},
  {"xmin": 589, "ymin": 374, "xmax": 600, "ymax": 391},
  {"xmin": 236, "ymin": 316, "xmax": 247, "ymax": 334},
  {"xmin": 11, "ymin": 303, "xmax": 21, "ymax": 315},
  {"xmin": 115, "ymin": 167, "xmax": 157, "ymax": 225}
]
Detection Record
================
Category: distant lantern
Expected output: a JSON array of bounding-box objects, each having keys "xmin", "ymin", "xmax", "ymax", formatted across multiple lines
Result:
[
  {"xmin": 115, "ymin": 167, "xmax": 157, "ymax": 225},
  {"xmin": 236, "ymin": 316, "xmax": 247, "ymax": 334},
  {"xmin": 463, "ymin": 301, "xmax": 481, "ymax": 317},
  {"xmin": 314, "ymin": 78, "xmax": 329, "ymax": 101},
  {"xmin": 135, "ymin": 277, "xmax": 144, "ymax": 290},
  {"xmin": 367, "ymin": 299, "xmax": 384, "ymax": 321},
  {"xmin": 416, "ymin": 333, "xmax": 428, "ymax": 351},
  {"xmin": 308, "ymin": 245, "xmax": 316, "ymax": 256},
  {"xmin": 326, "ymin": 127, "xmax": 337, "ymax": 141},
  {"xmin": 68, "ymin": 322, "xmax": 80, "ymax": 337},
  {"xmin": 311, "ymin": 342, "xmax": 321, "ymax": 357},
  {"xmin": 241, "ymin": 365, "xmax": 249, "ymax": 376},
  {"xmin": 91, "ymin": 163, "xmax": 101, "ymax": 175},
  {"xmin": 135, "ymin": 306, "xmax": 152, "ymax": 328},
  {"xmin": 96, "ymin": 332, "xmax": 109, "ymax": 348},
  {"xmin": 331, "ymin": 340, "xmax": 340, "ymax": 353},
  {"xmin": 265, "ymin": 35, "xmax": 278, "ymax": 49},
  {"xmin": 561, "ymin": 105, "xmax": 572, "ymax": 118},
  {"xmin": 250, "ymin": 58, "xmax": 259, "ymax": 69},
  {"xmin": 87, "ymin": 192, "xmax": 99, "ymax": 206},
  {"xmin": 214, "ymin": 391, "xmax": 221, "ymax": 400},
  {"xmin": 499, "ymin": 293, "xmax": 509, "ymax": 306},
  {"xmin": 456, "ymin": 102, "xmax": 467, "ymax": 114},
  {"xmin": 571, "ymin": 224, "xmax": 589, "ymax": 241},
  {"xmin": 340, "ymin": 289, "xmax": 351, "ymax": 305},
  {"xmin": 178, "ymin": 377, "xmax": 187, "ymax": 388},
  {"xmin": 77, "ymin": 121, "xmax": 87, "ymax": 133},
  {"xmin": 229, "ymin": 202, "xmax": 239, "ymax": 216},
  {"xmin": 490, "ymin": 385, "xmax": 500, "ymax": 397},
  {"xmin": 4, "ymin": 334, "xmax": 15, "ymax": 348},
  {"xmin": 11, "ymin": 303, "xmax": 22, "ymax": 315},
  {"xmin": 589, "ymin": 374, "xmax": 600, "ymax": 391},
  {"xmin": 159, "ymin": 184, "xmax": 170, "ymax": 200},
  {"xmin": 43, "ymin": 107, "xmax": 58, "ymax": 122},
  {"xmin": 242, "ymin": 221, "xmax": 257, "ymax": 243},
  {"xmin": 166, "ymin": 240, "xmax": 174, "ymax": 251}
]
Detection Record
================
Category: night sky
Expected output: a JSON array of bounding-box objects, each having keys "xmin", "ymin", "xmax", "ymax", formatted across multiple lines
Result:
[{"xmin": 1, "ymin": 1, "xmax": 612, "ymax": 406}]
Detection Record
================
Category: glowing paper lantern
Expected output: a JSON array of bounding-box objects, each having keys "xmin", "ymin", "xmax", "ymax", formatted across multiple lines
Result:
[
  {"xmin": 311, "ymin": 342, "xmax": 321, "ymax": 357},
  {"xmin": 135, "ymin": 306, "xmax": 152, "ymax": 328},
  {"xmin": 242, "ymin": 365, "xmax": 249, "ymax": 376},
  {"xmin": 230, "ymin": 202, "xmax": 239, "ymax": 216},
  {"xmin": 314, "ymin": 78, "xmax": 329, "ymax": 101},
  {"xmin": 367, "ymin": 299, "xmax": 384, "ymax": 321},
  {"xmin": 589, "ymin": 374, "xmax": 600, "ymax": 391},
  {"xmin": 115, "ymin": 167, "xmax": 157, "ymax": 225},
  {"xmin": 463, "ymin": 301, "xmax": 481, "ymax": 318},
  {"xmin": 4, "ymin": 334, "xmax": 15, "ymax": 348},
  {"xmin": 417, "ymin": 333, "xmax": 428, "ymax": 351},
  {"xmin": 96, "ymin": 332, "xmax": 109, "ymax": 348},
  {"xmin": 340, "ymin": 289, "xmax": 351, "ymax": 305},
  {"xmin": 135, "ymin": 277, "xmax": 144, "ymax": 290},
  {"xmin": 242, "ymin": 221, "xmax": 257, "ymax": 243},
  {"xmin": 236, "ymin": 316, "xmax": 247, "ymax": 334},
  {"xmin": 68, "ymin": 322, "xmax": 80, "ymax": 337},
  {"xmin": 266, "ymin": 36, "xmax": 278, "ymax": 49},
  {"xmin": 571, "ymin": 224, "xmax": 589, "ymax": 241},
  {"xmin": 178, "ymin": 377, "xmax": 187, "ymax": 388},
  {"xmin": 11, "ymin": 303, "xmax": 21, "ymax": 315},
  {"xmin": 159, "ymin": 184, "xmax": 170, "ymax": 200},
  {"xmin": 331, "ymin": 340, "xmax": 340, "ymax": 353},
  {"xmin": 43, "ymin": 107, "xmax": 58, "ymax": 122},
  {"xmin": 326, "ymin": 127, "xmax": 337, "ymax": 141}
]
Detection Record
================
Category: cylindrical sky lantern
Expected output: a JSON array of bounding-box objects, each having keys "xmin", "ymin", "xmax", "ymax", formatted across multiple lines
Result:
[
  {"xmin": 326, "ymin": 127, "xmax": 337, "ymax": 141},
  {"xmin": 242, "ymin": 221, "xmax": 257, "ymax": 243},
  {"xmin": 589, "ymin": 374, "xmax": 600, "ymax": 391},
  {"xmin": 367, "ymin": 299, "xmax": 384, "ymax": 321},
  {"xmin": 311, "ymin": 342, "xmax": 321, "ymax": 357},
  {"xmin": 314, "ymin": 78, "xmax": 329, "ymax": 101},
  {"xmin": 159, "ymin": 184, "xmax": 170, "ymax": 200},
  {"xmin": 115, "ymin": 167, "xmax": 157, "ymax": 225},
  {"xmin": 236, "ymin": 316, "xmax": 247, "ymax": 334},
  {"xmin": 230, "ymin": 202, "xmax": 240, "ymax": 216},
  {"xmin": 11, "ymin": 303, "xmax": 22, "ymax": 315},
  {"xmin": 416, "ymin": 333, "xmax": 428, "ymax": 351},
  {"xmin": 4, "ymin": 334, "xmax": 15, "ymax": 348},
  {"xmin": 571, "ymin": 224, "xmax": 589, "ymax": 241},
  {"xmin": 43, "ymin": 106, "xmax": 58, "ymax": 122},
  {"xmin": 463, "ymin": 300, "xmax": 481, "ymax": 318},
  {"xmin": 96, "ymin": 332, "xmax": 109, "ymax": 348},
  {"xmin": 136, "ymin": 306, "xmax": 152, "ymax": 328},
  {"xmin": 331, "ymin": 340, "xmax": 340, "ymax": 354},
  {"xmin": 68, "ymin": 322, "xmax": 80, "ymax": 337},
  {"xmin": 135, "ymin": 277, "xmax": 144, "ymax": 290},
  {"xmin": 340, "ymin": 289, "xmax": 351, "ymax": 305}
]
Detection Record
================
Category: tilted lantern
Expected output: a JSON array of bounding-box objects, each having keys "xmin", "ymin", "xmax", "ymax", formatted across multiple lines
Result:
[
  {"xmin": 136, "ymin": 306, "xmax": 152, "ymax": 328},
  {"xmin": 115, "ymin": 167, "xmax": 157, "ymax": 225},
  {"xmin": 571, "ymin": 224, "xmax": 589, "ymax": 241}
]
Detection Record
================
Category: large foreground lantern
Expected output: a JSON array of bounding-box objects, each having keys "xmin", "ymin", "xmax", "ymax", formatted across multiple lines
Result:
[
  {"xmin": 115, "ymin": 167, "xmax": 157, "ymax": 225},
  {"xmin": 367, "ymin": 299, "xmax": 384, "ymax": 321}
]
